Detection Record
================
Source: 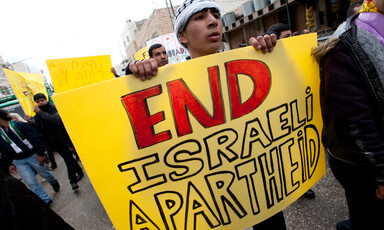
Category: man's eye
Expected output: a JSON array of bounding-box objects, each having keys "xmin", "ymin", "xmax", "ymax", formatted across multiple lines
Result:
[{"xmin": 195, "ymin": 15, "xmax": 204, "ymax": 20}]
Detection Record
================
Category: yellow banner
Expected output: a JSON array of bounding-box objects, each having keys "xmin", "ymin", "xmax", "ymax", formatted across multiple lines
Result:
[
  {"xmin": 2, "ymin": 68, "xmax": 48, "ymax": 116},
  {"xmin": 134, "ymin": 46, "xmax": 149, "ymax": 61},
  {"xmin": 53, "ymin": 33, "xmax": 324, "ymax": 230},
  {"xmin": 46, "ymin": 55, "xmax": 114, "ymax": 94}
]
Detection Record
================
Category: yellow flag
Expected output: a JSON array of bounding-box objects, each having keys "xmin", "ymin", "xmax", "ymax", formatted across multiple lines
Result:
[
  {"xmin": 54, "ymin": 33, "xmax": 324, "ymax": 230},
  {"xmin": 2, "ymin": 68, "xmax": 48, "ymax": 116},
  {"xmin": 46, "ymin": 55, "xmax": 114, "ymax": 94}
]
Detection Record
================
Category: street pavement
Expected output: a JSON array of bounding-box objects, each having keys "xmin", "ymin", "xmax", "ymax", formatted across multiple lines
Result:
[{"xmin": 37, "ymin": 152, "xmax": 348, "ymax": 230}]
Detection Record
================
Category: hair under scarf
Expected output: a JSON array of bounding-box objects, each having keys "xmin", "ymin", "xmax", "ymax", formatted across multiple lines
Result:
[
  {"xmin": 360, "ymin": 0, "xmax": 384, "ymax": 14},
  {"xmin": 174, "ymin": 0, "xmax": 221, "ymax": 46}
]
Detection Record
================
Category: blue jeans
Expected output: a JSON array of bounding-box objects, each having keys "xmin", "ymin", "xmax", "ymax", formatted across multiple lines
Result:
[{"xmin": 14, "ymin": 153, "xmax": 57, "ymax": 204}]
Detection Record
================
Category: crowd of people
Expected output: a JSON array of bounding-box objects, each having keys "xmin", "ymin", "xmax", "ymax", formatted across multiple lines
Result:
[
  {"xmin": 1, "ymin": 0, "xmax": 383, "ymax": 229},
  {"xmin": 0, "ymin": 94, "xmax": 83, "ymax": 229}
]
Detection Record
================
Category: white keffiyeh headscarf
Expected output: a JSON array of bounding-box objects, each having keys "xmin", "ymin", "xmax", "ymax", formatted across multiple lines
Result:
[{"xmin": 174, "ymin": 0, "xmax": 221, "ymax": 45}]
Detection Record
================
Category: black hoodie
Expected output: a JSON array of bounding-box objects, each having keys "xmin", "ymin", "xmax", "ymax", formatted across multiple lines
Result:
[{"xmin": 33, "ymin": 101, "xmax": 71, "ymax": 143}]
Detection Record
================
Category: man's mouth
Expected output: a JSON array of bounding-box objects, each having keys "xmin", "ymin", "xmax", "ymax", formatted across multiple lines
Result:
[{"xmin": 208, "ymin": 32, "xmax": 221, "ymax": 41}]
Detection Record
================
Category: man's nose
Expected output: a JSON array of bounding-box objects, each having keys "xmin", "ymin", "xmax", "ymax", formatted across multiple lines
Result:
[{"xmin": 207, "ymin": 14, "xmax": 218, "ymax": 28}]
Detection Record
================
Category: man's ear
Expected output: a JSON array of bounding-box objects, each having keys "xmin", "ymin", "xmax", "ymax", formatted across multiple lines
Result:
[{"xmin": 179, "ymin": 32, "xmax": 188, "ymax": 45}]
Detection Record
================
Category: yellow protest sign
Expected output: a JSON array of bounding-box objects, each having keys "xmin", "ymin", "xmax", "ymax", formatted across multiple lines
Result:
[
  {"xmin": 53, "ymin": 33, "xmax": 324, "ymax": 230},
  {"xmin": 2, "ymin": 68, "xmax": 48, "ymax": 116},
  {"xmin": 46, "ymin": 55, "xmax": 113, "ymax": 94},
  {"xmin": 134, "ymin": 46, "xmax": 149, "ymax": 61}
]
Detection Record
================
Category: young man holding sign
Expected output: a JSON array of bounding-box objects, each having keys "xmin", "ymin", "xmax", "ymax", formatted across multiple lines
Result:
[{"xmin": 129, "ymin": 0, "xmax": 285, "ymax": 229}]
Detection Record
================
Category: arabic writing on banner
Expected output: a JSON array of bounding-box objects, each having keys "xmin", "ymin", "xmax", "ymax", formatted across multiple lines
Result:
[
  {"xmin": 46, "ymin": 55, "xmax": 113, "ymax": 94},
  {"xmin": 53, "ymin": 33, "xmax": 324, "ymax": 230},
  {"xmin": 2, "ymin": 68, "xmax": 48, "ymax": 116}
]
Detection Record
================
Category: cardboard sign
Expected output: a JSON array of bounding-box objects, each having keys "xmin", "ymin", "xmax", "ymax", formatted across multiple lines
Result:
[
  {"xmin": 53, "ymin": 33, "xmax": 324, "ymax": 230},
  {"xmin": 46, "ymin": 55, "xmax": 113, "ymax": 93},
  {"xmin": 2, "ymin": 68, "xmax": 49, "ymax": 116}
]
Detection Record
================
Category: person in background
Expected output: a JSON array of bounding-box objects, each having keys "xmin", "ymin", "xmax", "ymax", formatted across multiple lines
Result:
[
  {"xmin": 148, "ymin": 43, "xmax": 169, "ymax": 67},
  {"xmin": 24, "ymin": 93, "xmax": 83, "ymax": 191},
  {"xmin": 4, "ymin": 113, "xmax": 30, "ymax": 174},
  {"xmin": 312, "ymin": 0, "xmax": 384, "ymax": 229},
  {"xmin": 0, "ymin": 109, "xmax": 59, "ymax": 206},
  {"xmin": 10, "ymin": 112, "xmax": 58, "ymax": 170},
  {"xmin": 266, "ymin": 23, "xmax": 292, "ymax": 39},
  {"xmin": 0, "ymin": 170, "xmax": 74, "ymax": 229},
  {"xmin": 127, "ymin": 43, "xmax": 170, "ymax": 80}
]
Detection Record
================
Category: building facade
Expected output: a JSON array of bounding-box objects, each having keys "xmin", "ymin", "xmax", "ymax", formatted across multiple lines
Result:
[
  {"xmin": 223, "ymin": 0, "xmax": 357, "ymax": 49},
  {"xmin": 124, "ymin": 0, "xmax": 356, "ymax": 61},
  {"xmin": 125, "ymin": 7, "xmax": 178, "ymax": 61},
  {"xmin": 121, "ymin": 19, "xmax": 146, "ymax": 63}
]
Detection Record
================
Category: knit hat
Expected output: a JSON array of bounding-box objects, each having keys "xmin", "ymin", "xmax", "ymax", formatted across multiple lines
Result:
[{"xmin": 174, "ymin": 0, "xmax": 221, "ymax": 44}]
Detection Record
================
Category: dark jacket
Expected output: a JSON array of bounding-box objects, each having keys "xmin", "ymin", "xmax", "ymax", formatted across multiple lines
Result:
[
  {"xmin": 33, "ymin": 101, "xmax": 71, "ymax": 144},
  {"xmin": 0, "ymin": 171, "xmax": 75, "ymax": 230},
  {"xmin": 319, "ymin": 15, "xmax": 384, "ymax": 184},
  {"xmin": 0, "ymin": 121, "xmax": 46, "ymax": 167}
]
